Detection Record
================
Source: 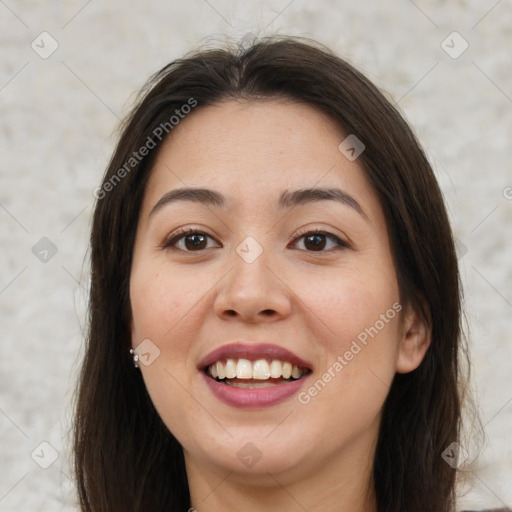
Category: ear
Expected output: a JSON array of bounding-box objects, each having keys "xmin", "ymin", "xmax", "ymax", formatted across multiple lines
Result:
[
  {"xmin": 396, "ymin": 301, "xmax": 431, "ymax": 374},
  {"xmin": 129, "ymin": 311, "xmax": 135, "ymax": 349}
]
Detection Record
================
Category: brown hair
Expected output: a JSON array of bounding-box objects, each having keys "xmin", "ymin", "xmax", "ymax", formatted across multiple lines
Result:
[{"xmin": 74, "ymin": 35, "xmax": 467, "ymax": 511}]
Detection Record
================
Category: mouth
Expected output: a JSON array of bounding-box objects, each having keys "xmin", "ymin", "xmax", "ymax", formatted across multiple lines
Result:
[
  {"xmin": 204, "ymin": 358, "xmax": 311, "ymax": 389},
  {"xmin": 198, "ymin": 342, "xmax": 313, "ymax": 406}
]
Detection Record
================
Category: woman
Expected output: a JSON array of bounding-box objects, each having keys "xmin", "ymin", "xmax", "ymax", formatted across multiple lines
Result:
[{"xmin": 74, "ymin": 35, "xmax": 494, "ymax": 511}]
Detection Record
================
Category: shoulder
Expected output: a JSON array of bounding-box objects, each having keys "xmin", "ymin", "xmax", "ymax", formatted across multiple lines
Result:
[{"xmin": 462, "ymin": 509, "xmax": 512, "ymax": 512}]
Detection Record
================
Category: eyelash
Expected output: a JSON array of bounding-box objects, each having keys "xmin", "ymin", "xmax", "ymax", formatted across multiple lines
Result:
[{"xmin": 161, "ymin": 227, "xmax": 349, "ymax": 253}]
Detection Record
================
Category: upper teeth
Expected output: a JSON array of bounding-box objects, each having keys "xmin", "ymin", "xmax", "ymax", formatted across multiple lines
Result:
[{"xmin": 207, "ymin": 359, "xmax": 306, "ymax": 380}]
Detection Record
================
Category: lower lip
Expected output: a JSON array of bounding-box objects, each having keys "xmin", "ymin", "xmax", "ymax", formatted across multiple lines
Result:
[{"xmin": 202, "ymin": 372, "xmax": 310, "ymax": 409}]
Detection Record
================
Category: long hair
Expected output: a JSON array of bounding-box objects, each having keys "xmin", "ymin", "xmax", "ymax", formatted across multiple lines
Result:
[{"xmin": 74, "ymin": 35, "xmax": 466, "ymax": 511}]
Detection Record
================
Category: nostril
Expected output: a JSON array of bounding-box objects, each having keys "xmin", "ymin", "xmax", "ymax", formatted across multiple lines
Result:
[{"xmin": 261, "ymin": 309, "xmax": 276, "ymax": 316}]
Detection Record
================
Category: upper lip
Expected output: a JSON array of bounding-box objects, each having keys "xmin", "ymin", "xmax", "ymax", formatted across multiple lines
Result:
[{"xmin": 198, "ymin": 342, "xmax": 313, "ymax": 371}]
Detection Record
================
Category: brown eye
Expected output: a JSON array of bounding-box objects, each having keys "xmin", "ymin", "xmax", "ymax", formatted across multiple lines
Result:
[
  {"xmin": 183, "ymin": 233, "xmax": 208, "ymax": 250},
  {"xmin": 292, "ymin": 231, "xmax": 348, "ymax": 252},
  {"xmin": 164, "ymin": 229, "xmax": 220, "ymax": 252},
  {"xmin": 304, "ymin": 233, "xmax": 327, "ymax": 251}
]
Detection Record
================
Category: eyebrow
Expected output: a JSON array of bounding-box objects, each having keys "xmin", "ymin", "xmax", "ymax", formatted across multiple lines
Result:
[{"xmin": 149, "ymin": 186, "xmax": 367, "ymax": 220}]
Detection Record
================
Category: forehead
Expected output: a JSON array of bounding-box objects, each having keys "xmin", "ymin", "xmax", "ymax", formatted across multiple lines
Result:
[{"xmin": 143, "ymin": 99, "xmax": 378, "ymax": 215}]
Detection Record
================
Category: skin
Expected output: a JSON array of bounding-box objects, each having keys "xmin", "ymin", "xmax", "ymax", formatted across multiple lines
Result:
[{"xmin": 129, "ymin": 99, "xmax": 431, "ymax": 512}]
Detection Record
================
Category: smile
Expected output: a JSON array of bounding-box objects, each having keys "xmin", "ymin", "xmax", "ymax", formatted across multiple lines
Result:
[
  {"xmin": 206, "ymin": 358, "xmax": 309, "ymax": 388},
  {"xmin": 199, "ymin": 342, "xmax": 313, "ymax": 407}
]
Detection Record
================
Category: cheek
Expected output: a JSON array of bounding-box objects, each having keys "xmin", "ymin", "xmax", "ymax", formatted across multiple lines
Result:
[
  {"xmin": 129, "ymin": 258, "xmax": 220, "ymax": 403},
  {"xmin": 297, "ymin": 317, "xmax": 401, "ymax": 447},
  {"xmin": 294, "ymin": 259, "xmax": 400, "ymax": 342},
  {"xmin": 293, "ymin": 263, "xmax": 401, "ymax": 411},
  {"xmin": 130, "ymin": 261, "xmax": 206, "ymax": 344},
  {"xmin": 128, "ymin": 261, "xmax": 211, "ymax": 419},
  {"xmin": 129, "ymin": 265, "xmax": 207, "ymax": 439}
]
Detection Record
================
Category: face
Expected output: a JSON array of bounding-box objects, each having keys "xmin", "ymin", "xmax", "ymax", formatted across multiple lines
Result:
[{"xmin": 129, "ymin": 99, "xmax": 428, "ymax": 487}]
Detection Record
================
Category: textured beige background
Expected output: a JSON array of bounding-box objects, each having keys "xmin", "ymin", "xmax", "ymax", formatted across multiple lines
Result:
[{"xmin": 0, "ymin": 1, "xmax": 511, "ymax": 510}]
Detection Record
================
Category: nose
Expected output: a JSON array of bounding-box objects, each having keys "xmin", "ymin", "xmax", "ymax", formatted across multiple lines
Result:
[{"xmin": 213, "ymin": 250, "xmax": 292, "ymax": 323}]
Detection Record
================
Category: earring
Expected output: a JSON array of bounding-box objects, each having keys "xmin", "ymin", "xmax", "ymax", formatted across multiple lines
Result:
[{"xmin": 129, "ymin": 348, "xmax": 139, "ymax": 368}]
